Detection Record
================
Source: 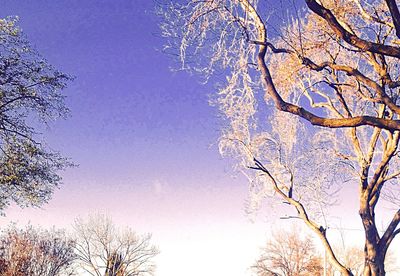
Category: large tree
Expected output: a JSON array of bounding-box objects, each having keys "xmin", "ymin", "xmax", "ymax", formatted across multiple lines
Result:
[
  {"xmin": 161, "ymin": 0, "xmax": 400, "ymax": 275},
  {"xmin": 0, "ymin": 17, "xmax": 72, "ymax": 212}
]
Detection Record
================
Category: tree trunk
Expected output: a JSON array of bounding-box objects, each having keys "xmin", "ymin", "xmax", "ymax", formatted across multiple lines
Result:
[
  {"xmin": 360, "ymin": 195, "xmax": 386, "ymax": 276},
  {"xmin": 362, "ymin": 253, "xmax": 385, "ymax": 276}
]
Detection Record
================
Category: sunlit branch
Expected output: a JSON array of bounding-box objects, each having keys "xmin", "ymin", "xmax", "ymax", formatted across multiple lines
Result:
[
  {"xmin": 250, "ymin": 157, "xmax": 353, "ymax": 276},
  {"xmin": 252, "ymin": 38, "xmax": 399, "ymax": 113},
  {"xmin": 328, "ymin": 78, "xmax": 352, "ymax": 117},
  {"xmin": 384, "ymin": 170, "xmax": 400, "ymax": 181},
  {"xmin": 301, "ymin": 79, "xmax": 343, "ymax": 117},
  {"xmin": 248, "ymin": 38, "xmax": 400, "ymax": 130},
  {"xmin": 384, "ymin": 0, "xmax": 400, "ymax": 39},
  {"xmin": 305, "ymin": 0, "xmax": 400, "ymax": 58},
  {"xmin": 302, "ymin": 59, "xmax": 400, "ymax": 115},
  {"xmin": 368, "ymin": 134, "xmax": 398, "ymax": 198},
  {"xmin": 260, "ymin": 48, "xmax": 400, "ymax": 130},
  {"xmin": 380, "ymin": 208, "xmax": 400, "ymax": 252},
  {"xmin": 352, "ymin": 0, "xmax": 394, "ymax": 28}
]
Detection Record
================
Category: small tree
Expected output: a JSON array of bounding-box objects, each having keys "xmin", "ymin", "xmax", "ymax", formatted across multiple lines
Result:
[
  {"xmin": 0, "ymin": 17, "xmax": 72, "ymax": 212},
  {"xmin": 253, "ymin": 227, "xmax": 323, "ymax": 276},
  {"xmin": 0, "ymin": 225, "xmax": 76, "ymax": 276},
  {"xmin": 73, "ymin": 214, "xmax": 159, "ymax": 276}
]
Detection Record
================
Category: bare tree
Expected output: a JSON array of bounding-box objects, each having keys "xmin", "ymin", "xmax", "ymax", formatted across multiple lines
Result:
[
  {"xmin": 161, "ymin": 0, "xmax": 400, "ymax": 275},
  {"xmin": 0, "ymin": 224, "xmax": 76, "ymax": 276},
  {"xmin": 73, "ymin": 214, "xmax": 159, "ymax": 276},
  {"xmin": 254, "ymin": 228, "xmax": 397, "ymax": 276},
  {"xmin": 253, "ymin": 227, "xmax": 323, "ymax": 276},
  {"xmin": 0, "ymin": 17, "xmax": 72, "ymax": 212},
  {"xmin": 326, "ymin": 233, "xmax": 399, "ymax": 276}
]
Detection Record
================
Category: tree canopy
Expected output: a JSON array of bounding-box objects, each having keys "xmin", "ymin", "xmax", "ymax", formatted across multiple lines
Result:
[
  {"xmin": 253, "ymin": 228, "xmax": 323, "ymax": 276},
  {"xmin": 0, "ymin": 225, "xmax": 76, "ymax": 276},
  {"xmin": 161, "ymin": 0, "xmax": 400, "ymax": 275},
  {"xmin": 73, "ymin": 214, "xmax": 159, "ymax": 276},
  {"xmin": 0, "ymin": 17, "xmax": 72, "ymax": 212}
]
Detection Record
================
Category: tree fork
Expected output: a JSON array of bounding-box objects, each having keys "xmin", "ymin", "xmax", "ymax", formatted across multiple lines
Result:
[{"xmin": 251, "ymin": 158, "xmax": 353, "ymax": 276}]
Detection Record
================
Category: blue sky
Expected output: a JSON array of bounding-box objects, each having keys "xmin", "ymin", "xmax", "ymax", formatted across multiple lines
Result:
[
  {"xmin": 3, "ymin": 1, "xmax": 400, "ymax": 275},
  {"xmin": 1, "ymin": 0, "xmax": 230, "ymax": 198},
  {"xmin": 0, "ymin": 1, "xmax": 273, "ymax": 275}
]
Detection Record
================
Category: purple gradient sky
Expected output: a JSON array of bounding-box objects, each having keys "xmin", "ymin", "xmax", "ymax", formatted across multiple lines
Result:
[
  {"xmin": 1, "ymin": 1, "xmax": 399, "ymax": 275},
  {"xmin": 0, "ymin": 1, "xmax": 273, "ymax": 275}
]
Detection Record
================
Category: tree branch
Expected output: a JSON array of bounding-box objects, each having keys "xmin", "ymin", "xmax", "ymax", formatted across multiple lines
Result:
[
  {"xmin": 305, "ymin": 0, "xmax": 400, "ymax": 58},
  {"xmin": 384, "ymin": 170, "xmax": 400, "ymax": 181},
  {"xmin": 385, "ymin": 0, "xmax": 400, "ymax": 39},
  {"xmin": 247, "ymin": 37, "xmax": 400, "ymax": 131},
  {"xmin": 352, "ymin": 0, "xmax": 394, "ymax": 28},
  {"xmin": 380, "ymin": 208, "xmax": 400, "ymax": 252},
  {"xmin": 301, "ymin": 58, "xmax": 400, "ymax": 115},
  {"xmin": 251, "ymin": 158, "xmax": 353, "ymax": 276},
  {"xmin": 259, "ymin": 48, "xmax": 400, "ymax": 130}
]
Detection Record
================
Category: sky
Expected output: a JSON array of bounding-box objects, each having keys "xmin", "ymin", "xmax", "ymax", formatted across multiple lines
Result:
[
  {"xmin": 1, "ymin": 1, "xmax": 400, "ymax": 276},
  {"xmin": 0, "ymin": 1, "xmax": 271, "ymax": 275}
]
